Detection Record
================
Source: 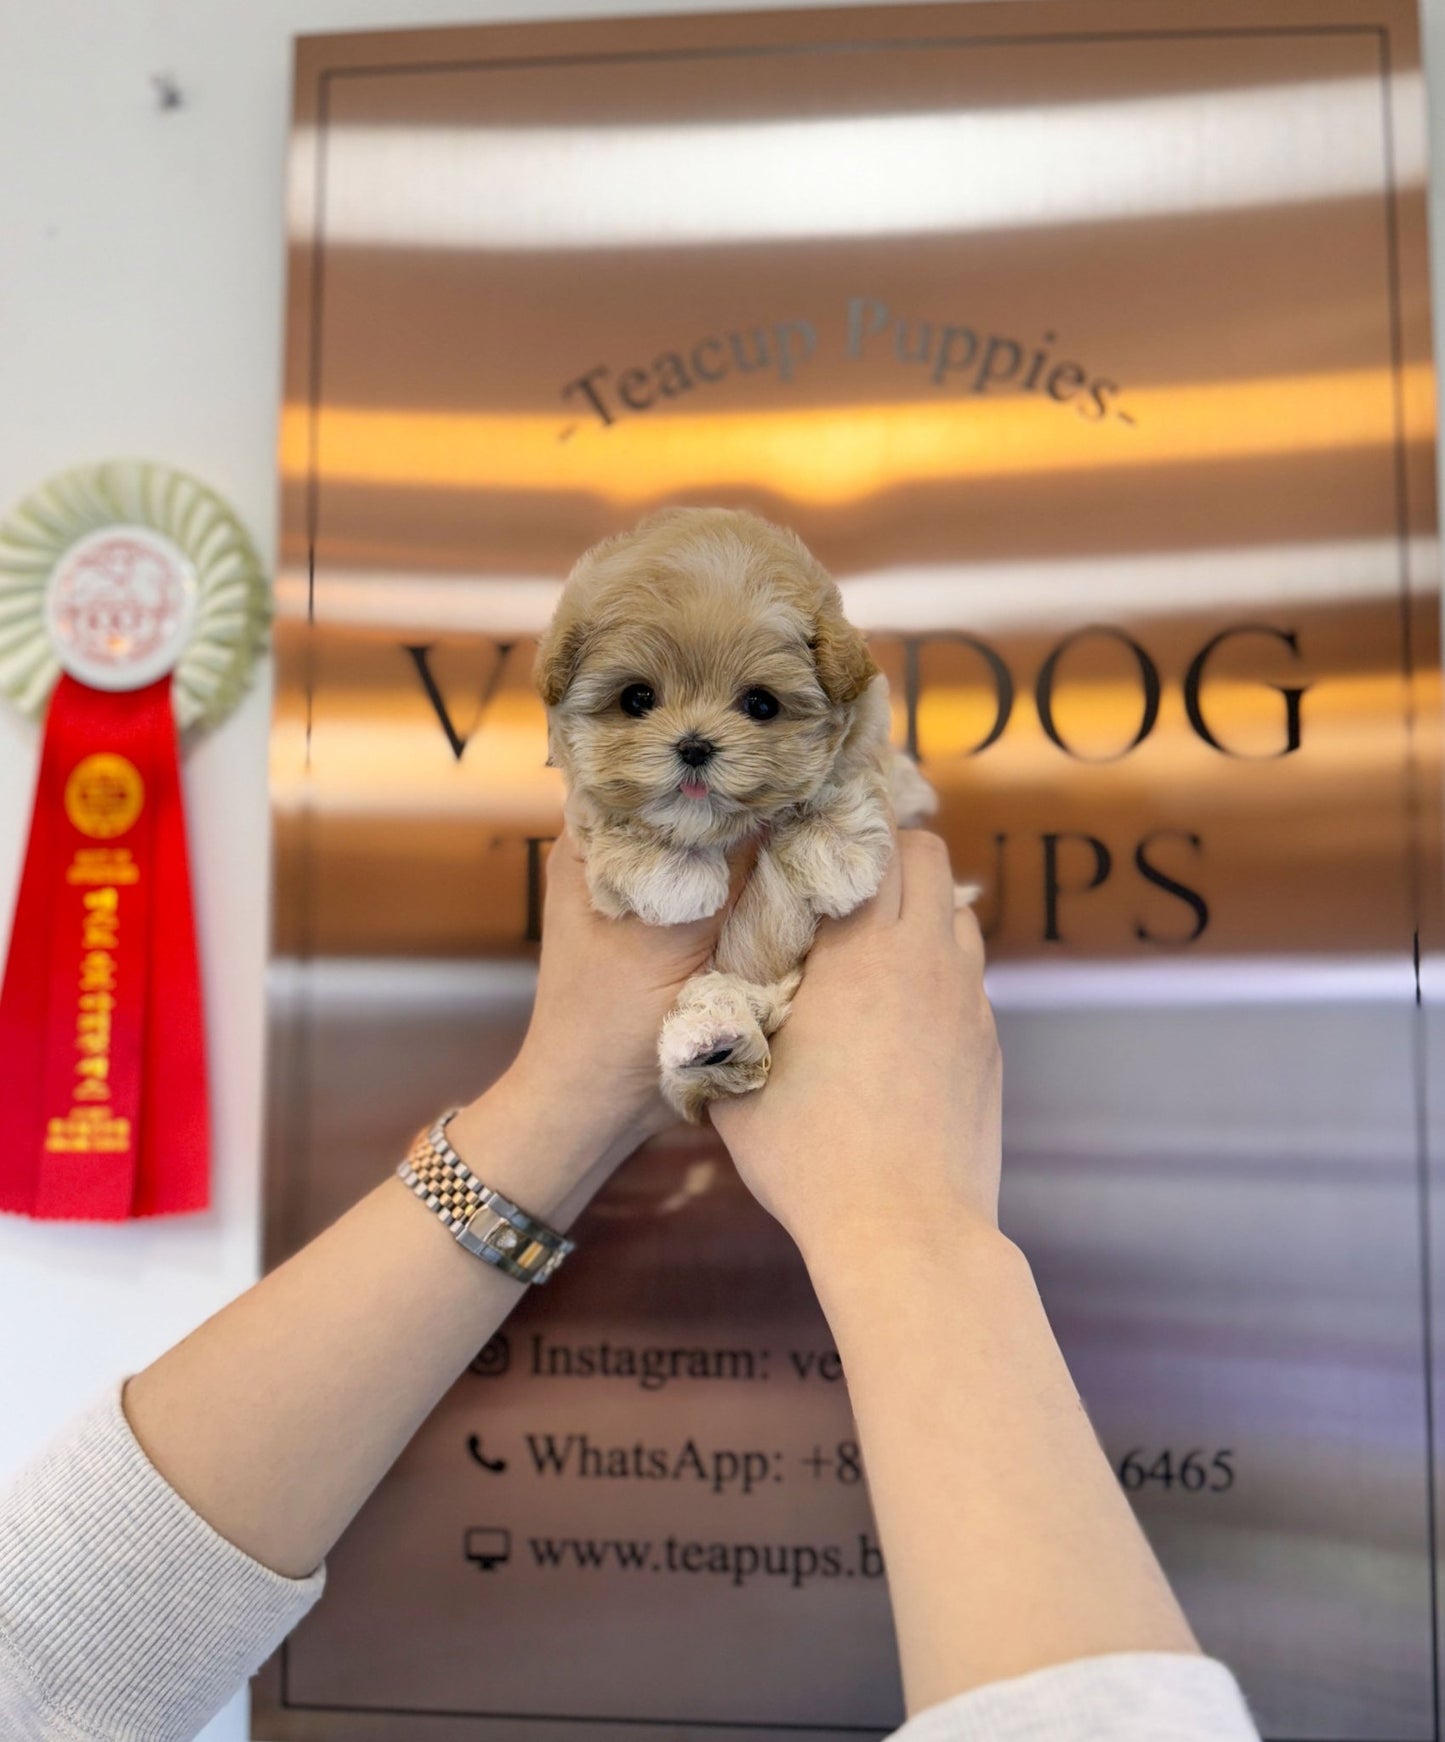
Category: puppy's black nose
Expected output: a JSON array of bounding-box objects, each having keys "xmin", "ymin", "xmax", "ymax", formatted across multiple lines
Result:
[{"xmin": 677, "ymin": 737, "xmax": 716, "ymax": 768}]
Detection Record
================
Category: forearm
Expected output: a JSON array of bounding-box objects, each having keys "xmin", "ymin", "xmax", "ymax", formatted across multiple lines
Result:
[
  {"xmin": 124, "ymin": 1071, "xmax": 617, "ymax": 1580},
  {"xmin": 806, "ymin": 1218, "xmax": 1197, "ymax": 1717}
]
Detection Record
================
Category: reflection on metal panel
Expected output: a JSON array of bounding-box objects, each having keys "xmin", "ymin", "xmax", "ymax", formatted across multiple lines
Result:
[{"xmin": 261, "ymin": 3, "xmax": 1444, "ymax": 1737}]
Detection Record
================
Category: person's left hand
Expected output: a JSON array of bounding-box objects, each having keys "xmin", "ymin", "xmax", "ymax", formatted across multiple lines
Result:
[{"xmin": 447, "ymin": 829, "xmax": 749, "ymax": 1209}]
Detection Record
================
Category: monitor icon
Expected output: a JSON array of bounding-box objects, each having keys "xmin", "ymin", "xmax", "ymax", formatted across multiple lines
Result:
[{"xmin": 464, "ymin": 1526, "xmax": 511, "ymax": 1572}]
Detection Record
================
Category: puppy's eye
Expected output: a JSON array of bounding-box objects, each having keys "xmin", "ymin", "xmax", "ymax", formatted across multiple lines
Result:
[
  {"xmin": 739, "ymin": 687, "xmax": 780, "ymax": 722},
  {"xmin": 619, "ymin": 683, "xmax": 656, "ymax": 717}
]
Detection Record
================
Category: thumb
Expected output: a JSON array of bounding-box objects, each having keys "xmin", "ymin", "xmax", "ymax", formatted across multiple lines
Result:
[{"xmin": 722, "ymin": 832, "xmax": 761, "ymax": 917}]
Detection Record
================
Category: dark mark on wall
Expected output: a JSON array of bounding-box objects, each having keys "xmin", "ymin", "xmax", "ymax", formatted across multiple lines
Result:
[{"xmin": 151, "ymin": 72, "xmax": 185, "ymax": 112}]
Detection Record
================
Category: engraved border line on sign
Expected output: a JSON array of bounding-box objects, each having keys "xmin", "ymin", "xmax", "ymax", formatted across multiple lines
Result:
[{"xmin": 282, "ymin": 16, "xmax": 1439, "ymax": 1739}]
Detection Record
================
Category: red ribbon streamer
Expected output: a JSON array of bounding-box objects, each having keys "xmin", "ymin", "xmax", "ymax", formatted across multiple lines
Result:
[{"xmin": 0, "ymin": 675, "xmax": 209, "ymax": 1219}]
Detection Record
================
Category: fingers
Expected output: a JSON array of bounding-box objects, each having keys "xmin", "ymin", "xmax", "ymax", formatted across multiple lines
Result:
[
  {"xmin": 541, "ymin": 826, "xmax": 589, "ymax": 919},
  {"xmin": 812, "ymin": 827, "xmax": 985, "ymax": 973},
  {"xmin": 896, "ymin": 830, "xmax": 958, "ymax": 933},
  {"xmin": 810, "ymin": 827, "xmax": 953, "ymax": 957},
  {"xmin": 874, "ymin": 829, "xmax": 904, "ymax": 922},
  {"xmin": 723, "ymin": 832, "xmax": 762, "ymax": 914},
  {"xmin": 953, "ymin": 900, "xmax": 986, "ymax": 972},
  {"xmin": 544, "ymin": 825, "xmax": 583, "ymax": 877}
]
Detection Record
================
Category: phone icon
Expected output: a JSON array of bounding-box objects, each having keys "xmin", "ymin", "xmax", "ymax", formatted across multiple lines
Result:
[{"xmin": 468, "ymin": 1433, "xmax": 507, "ymax": 1473}]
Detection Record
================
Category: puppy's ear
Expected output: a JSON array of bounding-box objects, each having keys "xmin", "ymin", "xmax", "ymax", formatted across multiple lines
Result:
[
  {"xmin": 534, "ymin": 605, "xmax": 587, "ymax": 706},
  {"xmin": 811, "ymin": 588, "xmax": 878, "ymax": 706}
]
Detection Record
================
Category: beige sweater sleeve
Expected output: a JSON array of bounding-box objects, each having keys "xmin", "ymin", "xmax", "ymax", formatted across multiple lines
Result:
[
  {"xmin": 0, "ymin": 1385, "xmax": 1260, "ymax": 1742},
  {"xmin": 0, "ymin": 1383, "xmax": 323, "ymax": 1742},
  {"xmin": 889, "ymin": 1652, "xmax": 1261, "ymax": 1741}
]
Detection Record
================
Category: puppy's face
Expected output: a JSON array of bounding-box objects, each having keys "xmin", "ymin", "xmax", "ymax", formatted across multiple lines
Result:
[{"xmin": 537, "ymin": 508, "xmax": 877, "ymax": 848}]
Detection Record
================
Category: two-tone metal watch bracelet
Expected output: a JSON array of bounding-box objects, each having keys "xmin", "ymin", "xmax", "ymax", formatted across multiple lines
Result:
[{"xmin": 397, "ymin": 1110, "xmax": 574, "ymax": 1284}]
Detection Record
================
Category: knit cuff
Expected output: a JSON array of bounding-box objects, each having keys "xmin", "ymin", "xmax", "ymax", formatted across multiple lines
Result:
[
  {"xmin": 0, "ymin": 1381, "xmax": 325, "ymax": 1742},
  {"xmin": 892, "ymin": 1652, "xmax": 1260, "ymax": 1742}
]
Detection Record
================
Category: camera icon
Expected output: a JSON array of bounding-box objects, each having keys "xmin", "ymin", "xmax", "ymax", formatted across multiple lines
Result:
[{"xmin": 469, "ymin": 1334, "xmax": 511, "ymax": 1378}]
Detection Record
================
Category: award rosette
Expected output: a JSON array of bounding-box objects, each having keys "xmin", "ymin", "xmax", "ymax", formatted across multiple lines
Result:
[{"xmin": 0, "ymin": 463, "xmax": 267, "ymax": 1219}]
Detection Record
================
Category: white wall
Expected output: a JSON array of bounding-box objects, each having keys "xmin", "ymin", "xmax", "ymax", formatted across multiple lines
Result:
[{"xmin": 2, "ymin": 3, "xmax": 1444, "ymax": 1739}]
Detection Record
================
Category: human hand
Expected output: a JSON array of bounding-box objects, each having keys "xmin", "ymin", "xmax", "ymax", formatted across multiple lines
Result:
[
  {"xmin": 450, "ymin": 829, "xmax": 749, "ymax": 1200},
  {"xmin": 709, "ymin": 830, "xmax": 1001, "ymax": 1266}
]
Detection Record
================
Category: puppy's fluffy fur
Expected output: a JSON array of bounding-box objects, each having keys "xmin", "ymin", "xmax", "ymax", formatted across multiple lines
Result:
[{"xmin": 536, "ymin": 506, "xmax": 936, "ymax": 1122}]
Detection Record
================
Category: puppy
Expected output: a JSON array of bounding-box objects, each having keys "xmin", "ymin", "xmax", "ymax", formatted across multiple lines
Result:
[{"xmin": 535, "ymin": 505, "xmax": 937, "ymax": 1123}]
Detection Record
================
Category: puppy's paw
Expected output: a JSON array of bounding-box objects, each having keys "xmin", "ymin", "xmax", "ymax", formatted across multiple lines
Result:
[
  {"xmin": 811, "ymin": 832, "xmax": 893, "ymax": 920},
  {"xmin": 584, "ymin": 865, "xmax": 634, "ymax": 920},
  {"xmin": 772, "ymin": 819, "xmax": 891, "ymax": 923},
  {"xmin": 658, "ymin": 974, "xmax": 772, "ymax": 1123},
  {"xmin": 627, "ymin": 850, "xmax": 730, "ymax": 927},
  {"xmin": 660, "ymin": 1043, "xmax": 771, "ymax": 1124}
]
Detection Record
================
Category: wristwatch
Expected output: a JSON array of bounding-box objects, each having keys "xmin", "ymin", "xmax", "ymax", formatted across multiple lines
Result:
[{"xmin": 397, "ymin": 1111, "xmax": 574, "ymax": 1285}]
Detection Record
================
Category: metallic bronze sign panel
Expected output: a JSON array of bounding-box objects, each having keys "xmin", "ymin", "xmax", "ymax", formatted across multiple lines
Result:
[{"xmin": 261, "ymin": 4, "xmax": 1444, "ymax": 1737}]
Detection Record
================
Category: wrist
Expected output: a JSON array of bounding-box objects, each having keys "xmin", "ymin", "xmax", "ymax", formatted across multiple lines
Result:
[
  {"xmin": 799, "ymin": 1206, "xmax": 1022, "ymax": 1324},
  {"xmin": 444, "ymin": 1066, "xmax": 634, "ymax": 1230}
]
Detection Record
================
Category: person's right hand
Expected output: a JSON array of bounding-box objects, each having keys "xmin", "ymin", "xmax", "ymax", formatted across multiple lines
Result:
[{"xmin": 709, "ymin": 830, "xmax": 1002, "ymax": 1267}]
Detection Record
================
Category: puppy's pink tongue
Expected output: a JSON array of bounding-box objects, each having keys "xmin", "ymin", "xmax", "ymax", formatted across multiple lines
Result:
[{"xmin": 680, "ymin": 778, "xmax": 709, "ymax": 799}]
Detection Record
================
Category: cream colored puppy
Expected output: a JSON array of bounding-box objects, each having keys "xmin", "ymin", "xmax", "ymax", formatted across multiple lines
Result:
[{"xmin": 535, "ymin": 506, "xmax": 937, "ymax": 1122}]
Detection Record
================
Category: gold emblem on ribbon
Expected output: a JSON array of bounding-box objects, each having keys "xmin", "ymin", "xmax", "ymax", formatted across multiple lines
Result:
[{"xmin": 63, "ymin": 753, "xmax": 145, "ymax": 841}]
